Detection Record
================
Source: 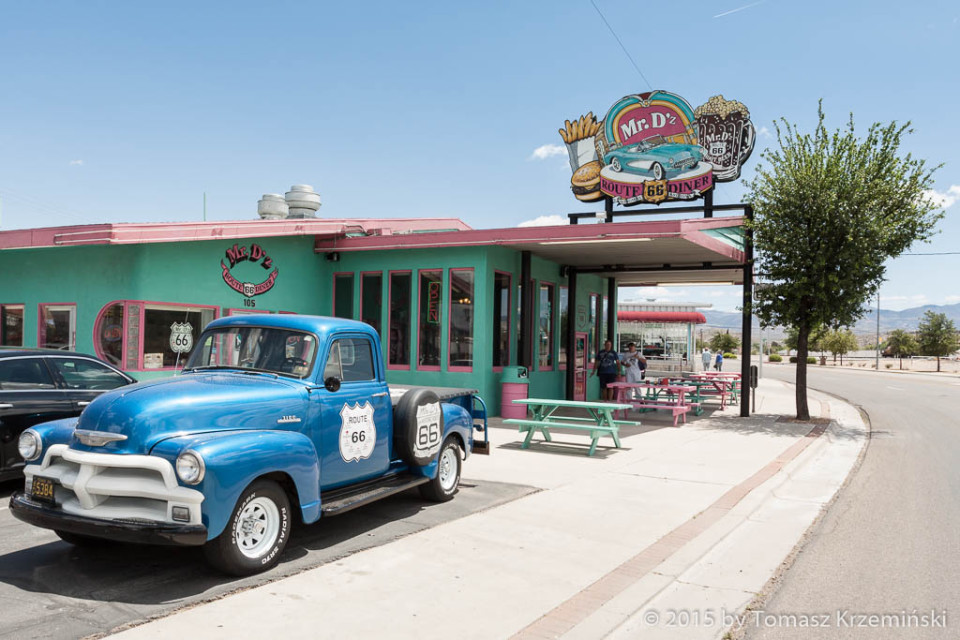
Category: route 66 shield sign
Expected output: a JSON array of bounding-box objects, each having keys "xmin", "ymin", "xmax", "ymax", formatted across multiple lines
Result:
[
  {"xmin": 169, "ymin": 322, "xmax": 194, "ymax": 353},
  {"xmin": 643, "ymin": 180, "xmax": 668, "ymax": 204}
]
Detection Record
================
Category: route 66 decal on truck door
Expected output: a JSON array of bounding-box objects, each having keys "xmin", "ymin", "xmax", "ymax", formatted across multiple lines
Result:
[{"xmin": 339, "ymin": 402, "xmax": 376, "ymax": 462}]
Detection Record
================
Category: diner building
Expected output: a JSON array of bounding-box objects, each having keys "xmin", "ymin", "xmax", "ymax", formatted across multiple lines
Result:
[{"xmin": 0, "ymin": 208, "xmax": 747, "ymax": 414}]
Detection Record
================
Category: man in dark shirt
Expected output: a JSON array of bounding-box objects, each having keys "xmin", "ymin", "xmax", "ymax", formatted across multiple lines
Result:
[{"xmin": 592, "ymin": 340, "xmax": 620, "ymax": 401}]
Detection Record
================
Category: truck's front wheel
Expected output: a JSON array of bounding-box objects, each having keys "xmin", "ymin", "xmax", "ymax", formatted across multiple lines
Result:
[
  {"xmin": 203, "ymin": 479, "xmax": 291, "ymax": 576},
  {"xmin": 419, "ymin": 439, "xmax": 461, "ymax": 503}
]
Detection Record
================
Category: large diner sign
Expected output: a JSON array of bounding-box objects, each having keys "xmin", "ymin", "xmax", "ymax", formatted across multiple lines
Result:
[
  {"xmin": 220, "ymin": 243, "xmax": 279, "ymax": 305},
  {"xmin": 560, "ymin": 90, "xmax": 755, "ymax": 205}
]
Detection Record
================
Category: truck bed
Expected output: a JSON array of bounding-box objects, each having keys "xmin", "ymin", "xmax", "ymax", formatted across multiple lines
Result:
[{"xmin": 388, "ymin": 384, "xmax": 479, "ymax": 406}]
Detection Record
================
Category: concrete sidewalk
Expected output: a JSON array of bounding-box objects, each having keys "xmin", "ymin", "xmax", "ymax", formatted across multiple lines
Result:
[{"xmin": 110, "ymin": 379, "xmax": 867, "ymax": 640}]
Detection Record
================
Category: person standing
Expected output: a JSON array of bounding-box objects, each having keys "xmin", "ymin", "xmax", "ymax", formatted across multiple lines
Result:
[
  {"xmin": 620, "ymin": 342, "xmax": 646, "ymax": 399},
  {"xmin": 592, "ymin": 340, "xmax": 620, "ymax": 401},
  {"xmin": 701, "ymin": 347, "xmax": 711, "ymax": 372},
  {"xmin": 714, "ymin": 350, "xmax": 724, "ymax": 371}
]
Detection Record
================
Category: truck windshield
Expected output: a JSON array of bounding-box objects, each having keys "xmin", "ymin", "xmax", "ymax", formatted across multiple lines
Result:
[{"xmin": 184, "ymin": 327, "xmax": 319, "ymax": 379}]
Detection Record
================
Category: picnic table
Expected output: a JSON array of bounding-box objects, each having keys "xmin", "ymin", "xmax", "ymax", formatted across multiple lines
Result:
[
  {"xmin": 502, "ymin": 398, "xmax": 637, "ymax": 456},
  {"xmin": 686, "ymin": 374, "xmax": 739, "ymax": 406},
  {"xmin": 607, "ymin": 381, "xmax": 700, "ymax": 426}
]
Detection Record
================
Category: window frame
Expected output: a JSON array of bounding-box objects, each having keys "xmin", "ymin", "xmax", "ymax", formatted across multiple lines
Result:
[
  {"xmin": 333, "ymin": 272, "xmax": 355, "ymax": 319},
  {"xmin": 387, "ymin": 270, "xmax": 412, "ymax": 370},
  {"xmin": 322, "ymin": 334, "xmax": 378, "ymax": 384},
  {"xmin": 0, "ymin": 303, "xmax": 26, "ymax": 347},
  {"xmin": 94, "ymin": 300, "xmax": 219, "ymax": 372},
  {"xmin": 360, "ymin": 271, "xmax": 384, "ymax": 336},
  {"xmin": 447, "ymin": 267, "xmax": 474, "ymax": 373},
  {"xmin": 559, "ymin": 286, "xmax": 569, "ymax": 371},
  {"xmin": 416, "ymin": 269, "xmax": 444, "ymax": 372},
  {"xmin": 538, "ymin": 281, "xmax": 555, "ymax": 372},
  {"xmin": 492, "ymin": 270, "xmax": 512, "ymax": 372},
  {"xmin": 37, "ymin": 303, "xmax": 77, "ymax": 351}
]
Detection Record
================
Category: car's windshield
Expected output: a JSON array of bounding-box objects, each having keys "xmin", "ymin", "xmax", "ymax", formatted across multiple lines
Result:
[
  {"xmin": 184, "ymin": 327, "xmax": 318, "ymax": 378},
  {"xmin": 639, "ymin": 135, "xmax": 667, "ymax": 149}
]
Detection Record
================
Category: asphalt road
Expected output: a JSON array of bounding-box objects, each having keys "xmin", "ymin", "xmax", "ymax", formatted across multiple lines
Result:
[
  {"xmin": 745, "ymin": 365, "xmax": 960, "ymax": 639},
  {"xmin": 0, "ymin": 476, "xmax": 534, "ymax": 640}
]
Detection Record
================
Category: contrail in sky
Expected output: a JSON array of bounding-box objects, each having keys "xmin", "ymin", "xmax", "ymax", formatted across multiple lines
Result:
[{"xmin": 713, "ymin": 0, "xmax": 765, "ymax": 18}]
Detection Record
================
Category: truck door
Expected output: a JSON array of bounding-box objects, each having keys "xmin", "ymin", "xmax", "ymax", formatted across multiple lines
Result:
[{"xmin": 315, "ymin": 335, "xmax": 391, "ymax": 490}]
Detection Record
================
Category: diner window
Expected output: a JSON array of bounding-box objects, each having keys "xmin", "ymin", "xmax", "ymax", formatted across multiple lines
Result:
[
  {"xmin": 95, "ymin": 301, "xmax": 217, "ymax": 371},
  {"xmin": 1, "ymin": 304, "xmax": 24, "ymax": 346},
  {"xmin": 142, "ymin": 305, "xmax": 217, "ymax": 369},
  {"xmin": 449, "ymin": 269, "xmax": 474, "ymax": 371},
  {"xmin": 492, "ymin": 272, "xmax": 511, "ymax": 368},
  {"xmin": 538, "ymin": 283, "xmax": 554, "ymax": 370},
  {"xmin": 333, "ymin": 273, "xmax": 354, "ymax": 319},
  {"xmin": 417, "ymin": 270, "xmax": 443, "ymax": 369},
  {"xmin": 39, "ymin": 304, "xmax": 76, "ymax": 351},
  {"xmin": 361, "ymin": 272, "xmax": 383, "ymax": 335},
  {"xmin": 96, "ymin": 303, "xmax": 125, "ymax": 366},
  {"xmin": 559, "ymin": 287, "xmax": 569, "ymax": 370},
  {"xmin": 388, "ymin": 272, "xmax": 411, "ymax": 368},
  {"xmin": 589, "ymin": 294, "xmax": 599, "ymax": 361}
]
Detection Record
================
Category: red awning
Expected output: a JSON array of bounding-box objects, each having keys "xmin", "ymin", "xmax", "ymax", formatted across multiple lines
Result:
[{"xmin": 617, "ymin": 311, "xmax": 707, "ymax": 324}]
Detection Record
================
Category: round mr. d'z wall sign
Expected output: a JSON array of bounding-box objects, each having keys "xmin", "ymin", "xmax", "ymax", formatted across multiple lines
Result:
[{"xmin": 220, "ymin": 243, "xmax": 279, "ymax": 298}]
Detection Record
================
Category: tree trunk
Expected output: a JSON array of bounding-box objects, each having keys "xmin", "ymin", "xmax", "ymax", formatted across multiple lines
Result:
[
  {"xmin": 899, "ymin": 356, "xmax": 902, "ymax": 370},
  {"xmin": 796, "ymin": 325, "xmax": 811, "ymax": 420},
  {"xmin": 937, "ymin": 356, "xmax": 941, "ymax": 372}
]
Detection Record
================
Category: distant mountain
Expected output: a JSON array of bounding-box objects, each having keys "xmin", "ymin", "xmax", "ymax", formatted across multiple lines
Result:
[{"xmin": 701, "ymin": 303, "xmax": 960, "ymax": 335}]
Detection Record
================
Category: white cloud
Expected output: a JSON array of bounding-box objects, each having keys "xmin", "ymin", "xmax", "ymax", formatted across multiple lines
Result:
[
  {"xmin": 529, "ymin": 144, "xmax": 566, "ymax": 161},
  {"xmin": 517, "ymin": 215, "xmax": 567, "ymax": 227},
  {"xmin": 758, "ymin": 126, "xmax": 772, "ymax": 139},
  {"xmin": 943, "ymin": 295, "xmax": 960, "ymax": 304},
  {"xmin": 881, "ymin": 294, "xmax": 929, "ymax": 310},
  {"xmin": 69, "ymin": 159, "xmax": 83, "ymax": 166},
  {"xmin": 923, "ymin": 185, "xmax": 960, "ymax": 209}
]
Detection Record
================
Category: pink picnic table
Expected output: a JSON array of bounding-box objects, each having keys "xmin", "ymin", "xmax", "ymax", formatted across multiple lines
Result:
[{"xmin": 607, "ymin": 381, "xmax": 699, "ymax": 427}]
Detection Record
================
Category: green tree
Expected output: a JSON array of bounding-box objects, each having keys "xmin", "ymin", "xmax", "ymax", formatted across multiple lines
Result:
[
  {"xmin": 885, "ymin": 328, "xmax": 919, "ymax": 370},
  {"xmin": 821, "ymin": 328, "xmax": 859, "ymax": 365},
  {"xmin": 784, "ymin": 326, "xmax": 824, "ymax": 354},
  {"xmin": 709, "ymin": 332, "xmax": 740, "ymax": 354},
  {"xmin": 747, "ymin": 105, "xmax": 942, "ymax": 419},
  {"xmin": 917, "ymin": 311, "xmax": 959, "ymax": 372}
]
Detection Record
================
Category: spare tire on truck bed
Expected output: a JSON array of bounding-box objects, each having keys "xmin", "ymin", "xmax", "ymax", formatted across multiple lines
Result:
[{"xmin": 393, "ymin": 388, "xmax": 445, "ymax": 467}]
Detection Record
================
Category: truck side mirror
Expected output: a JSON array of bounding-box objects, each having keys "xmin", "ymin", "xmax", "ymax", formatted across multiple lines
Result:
[{"xmin": 324, "ymin": 376, "xmax": 341, "ymax": 392}]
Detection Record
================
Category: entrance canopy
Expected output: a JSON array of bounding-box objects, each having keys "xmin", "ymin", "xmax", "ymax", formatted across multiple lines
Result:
[{"xmin": 315, "ymin": 217, "xmax": 745, "ymax": 285}]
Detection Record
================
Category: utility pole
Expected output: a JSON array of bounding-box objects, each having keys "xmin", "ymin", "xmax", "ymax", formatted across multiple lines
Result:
[
  {"xmin": 875, "ymin": 292, "xmax": 880, "ymax": 370},
  {"xmin": 203, "ymin": 192, "xmax": 207, "ymax": 222}
]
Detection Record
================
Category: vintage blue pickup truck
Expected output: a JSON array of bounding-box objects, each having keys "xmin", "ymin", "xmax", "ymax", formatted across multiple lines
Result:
[{"xmin": 10, "ymin": 314, "xmax": 488, "ymax": 575}]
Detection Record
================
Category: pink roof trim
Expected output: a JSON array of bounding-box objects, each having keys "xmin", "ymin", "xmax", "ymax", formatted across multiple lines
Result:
[
  {"xmin": 618, "ymin": 311, "xmax": 707, "ymax": 324},
  {"xmin": 0, "ymin": 218, "xmax": 472, "ymax": 250}
]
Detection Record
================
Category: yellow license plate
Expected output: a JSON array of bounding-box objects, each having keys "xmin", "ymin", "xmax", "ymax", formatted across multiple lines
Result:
[{"xmin": 31, "ymin": 476, "xmax": 57, "ymax": 504}]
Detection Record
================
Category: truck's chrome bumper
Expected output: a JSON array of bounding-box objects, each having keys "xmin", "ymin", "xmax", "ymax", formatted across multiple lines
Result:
[{"xmin": 9, "ymin": 493, "xmax": 208, "ymax": 547}]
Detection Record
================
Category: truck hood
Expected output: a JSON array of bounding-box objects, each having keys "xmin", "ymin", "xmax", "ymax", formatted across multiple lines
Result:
[{"xmin": 72, "ymin": 372, "xmax": 309, "ymax": 454}]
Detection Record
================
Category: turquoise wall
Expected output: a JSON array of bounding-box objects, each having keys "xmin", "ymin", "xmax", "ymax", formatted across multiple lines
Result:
[{"xmin": 0, "ymin": 238, "xmax": 614, "ymax": 409}]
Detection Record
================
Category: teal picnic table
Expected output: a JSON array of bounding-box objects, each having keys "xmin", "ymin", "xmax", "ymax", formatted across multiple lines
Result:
[{"xmin": 502, "ymin": 398, "xmax": 637, "ymax": 456}]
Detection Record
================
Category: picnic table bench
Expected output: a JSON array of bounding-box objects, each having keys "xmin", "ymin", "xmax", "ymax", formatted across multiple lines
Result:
[
  {"xmin": 607, "ymin": 382, "xmax": 700, "ymax": 426},
  {"xmin": 502, "ymin": 398, "xmax": 638, "ymax": 456}
]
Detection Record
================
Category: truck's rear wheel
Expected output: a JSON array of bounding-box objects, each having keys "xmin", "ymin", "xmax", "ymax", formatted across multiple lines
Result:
[
  {"xmin": 203, "ymin": 479, "xmax": 291, "ymax": 576},
  {"xmin": 419, "ymin": 439, "xmax": 461, "ymax": 502}
]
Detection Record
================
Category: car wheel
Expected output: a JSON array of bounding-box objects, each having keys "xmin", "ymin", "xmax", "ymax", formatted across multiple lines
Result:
[
  {"xmin": 203, "ymin": 479, "xmax": 291, "ymax": 576},
  {"xmin": 419, "ymin": 439, "xmax": 461, "ymax": 503},
  {"xmin": 652, "ymin": 162, "xmax": 664, "ymax": 180},
  {"xmin": 610, "ymin": 157, "xmax": 622, "ymax": 172},
  {"xmin": 55, "ymin": 530, "xmax": 111, "ymax": 547}
]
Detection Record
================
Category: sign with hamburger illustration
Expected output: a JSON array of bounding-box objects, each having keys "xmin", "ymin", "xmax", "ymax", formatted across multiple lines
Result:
[{"xmin": 560, "ymin": 90, "xmax": 755, "ymax": 206}]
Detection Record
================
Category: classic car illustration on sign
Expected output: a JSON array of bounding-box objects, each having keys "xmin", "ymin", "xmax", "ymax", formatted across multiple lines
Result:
[
  {"xmin": 10, "ymin": 314, "xmax": 489, "ymax": 576},
  {"xmin": 558, "ymin": 90, "xmax": 755, "ymax": 205}
]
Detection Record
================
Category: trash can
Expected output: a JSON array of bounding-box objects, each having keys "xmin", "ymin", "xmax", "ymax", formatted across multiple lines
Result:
[{"xmin": 500, "ymin": 366, "xmax": 529, "ymax": 419}]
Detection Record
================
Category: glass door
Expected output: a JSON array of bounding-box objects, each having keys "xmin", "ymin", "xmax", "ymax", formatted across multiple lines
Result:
[{"xmin": 39, "ymin": 305, "xmax": 76, "ymax": 351}]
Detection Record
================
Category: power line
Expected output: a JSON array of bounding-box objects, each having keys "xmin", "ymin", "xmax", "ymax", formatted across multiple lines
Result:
[
  {"xmin": 588, "ymin": 0, "xmax": 653, "ymax": 91},
  {"xmin": 902, "ymin": 252, "xmax": 960, "ymax": 256}
]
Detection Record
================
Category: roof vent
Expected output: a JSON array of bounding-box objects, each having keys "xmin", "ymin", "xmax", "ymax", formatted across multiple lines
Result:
[
  {"xmin": 285, "ymin": 184, "xmax": 321, "ymax": 219},
  {"xmin": 257, "ymin": 194, "xmax": 289, "ymax": 220}
]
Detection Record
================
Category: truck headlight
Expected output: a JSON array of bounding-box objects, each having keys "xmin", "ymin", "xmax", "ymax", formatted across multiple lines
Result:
[
  {"xmin": 18, "ymin": 430, "xmax": 41, "ymax": 462},
  {"xmin": 176, "ymin": 450, "xmax": 205, "ymax": 485}
]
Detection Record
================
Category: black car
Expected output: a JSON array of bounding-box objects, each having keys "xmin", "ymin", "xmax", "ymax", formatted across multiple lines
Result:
[{"xmin": 0, "ymin": 350, "xmax": 136, "ymax": 481}]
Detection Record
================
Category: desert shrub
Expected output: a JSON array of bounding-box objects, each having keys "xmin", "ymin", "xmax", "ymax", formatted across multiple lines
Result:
[
  {"xmin": 768, "ymin": 354, "xmax": 783, "ymax": 362},
  {"xmin": 724, "ymin": 352, "xmax": 736, "ymax": 359},
  {"xmin": 807, "ymin": 356, "xmax": 818, "ymax": 364},
  {"xmin": 789, "ymin": 356, "xmax": 798, "ymax": 363}
]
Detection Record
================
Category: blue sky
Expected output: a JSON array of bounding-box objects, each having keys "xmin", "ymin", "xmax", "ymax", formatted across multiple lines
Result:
[{"xmin": 1, "ymin": 0, "xmax": 957, "ymax": 312}]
